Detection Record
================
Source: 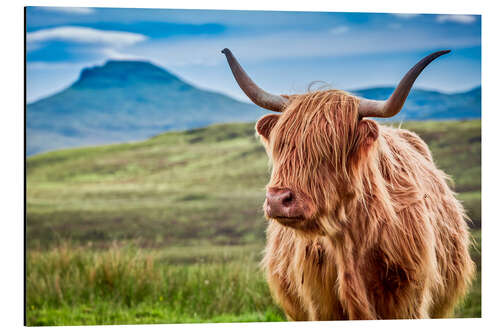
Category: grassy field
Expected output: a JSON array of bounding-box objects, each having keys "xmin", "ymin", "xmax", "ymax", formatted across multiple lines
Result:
[
  {"xmin": 26, "ymin": 243, "xmax": 284, "ymax": 325},
  {"xmin": 26, "ymin": 119, "xmax": 481, "ymax": 325},
  {"xmin": 26, "ymin": 230, "xmax": 481, "ymax": 325}
]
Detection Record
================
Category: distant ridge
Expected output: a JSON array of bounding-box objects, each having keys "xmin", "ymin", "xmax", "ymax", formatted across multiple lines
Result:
[
  {"xmin": 73, "ymin": 60, "xmax": 186, "ymax": 88},
  {"xmin": 353, "ymin": 86, "xmax": 481, "ymax": 121},
  {"xmin": 27, "ymin": 60, "xmax": 261, "ymax": 155},
  {"xmin": 27, "ymin": 60, "xmax": 481, "ymax": 155}
]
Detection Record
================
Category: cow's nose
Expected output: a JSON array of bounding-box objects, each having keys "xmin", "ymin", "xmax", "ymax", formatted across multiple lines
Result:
[{"xmin": 265, "ymin": 188, "xmax": 301, "ymax": 219}]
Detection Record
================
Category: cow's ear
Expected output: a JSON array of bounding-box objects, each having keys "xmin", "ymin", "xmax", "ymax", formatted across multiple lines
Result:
[
  {"xmin": 357, "ymin": 119, "xmax": 379, "ymax": 148},
  {"xmin": 256, "ymin": 114, "xmax": 280, "ymax": 140},
  {"xmin": 350, "ymin": 119, "xmax": 379, "ymax": 165}
]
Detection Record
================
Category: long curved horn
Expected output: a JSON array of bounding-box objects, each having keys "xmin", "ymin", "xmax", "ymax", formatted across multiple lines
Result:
[
  {"xmin": 221, "ymin": 48, "xmax": 288, "ymax": 112},
  {"xmin": 358, "ymin": 50, "xmax": 451, "ymax": 118}
]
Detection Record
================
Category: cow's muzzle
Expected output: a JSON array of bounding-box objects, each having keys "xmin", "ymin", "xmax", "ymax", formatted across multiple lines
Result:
[{"xmin": 265, "ymin": 187, "xmax": 313, "ymax": 224}]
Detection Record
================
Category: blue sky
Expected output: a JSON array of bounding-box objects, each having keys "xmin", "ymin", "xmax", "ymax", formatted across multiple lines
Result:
[{"xmin": 26, "ymin": 7, "xmax": 481, "ymax": 103}]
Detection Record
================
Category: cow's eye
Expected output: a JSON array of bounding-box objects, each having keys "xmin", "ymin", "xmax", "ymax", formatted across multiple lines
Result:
[{"xmin": 256, "ymin": 114, "xmax": 280, "ymax": 139}]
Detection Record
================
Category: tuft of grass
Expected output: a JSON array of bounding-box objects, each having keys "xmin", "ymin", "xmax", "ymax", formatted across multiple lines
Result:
[{"xmin": 26, "ymin": 242, "xmax": 285, "ymax": 326}]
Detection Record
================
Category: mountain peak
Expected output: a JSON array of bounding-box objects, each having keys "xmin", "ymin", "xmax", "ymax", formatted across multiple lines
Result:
[{"xmin": 72, "ymin": 59, "xmax": 184, "ymax": 89}]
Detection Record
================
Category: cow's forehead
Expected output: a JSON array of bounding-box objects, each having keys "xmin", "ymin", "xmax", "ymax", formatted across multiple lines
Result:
[
  {"xmin": 281, "ymin": 90, "xmax": 357, "ymax": 116},
  {"xmin": 268, "ymin": 91, "xmax": 360, "ymax": 159}
]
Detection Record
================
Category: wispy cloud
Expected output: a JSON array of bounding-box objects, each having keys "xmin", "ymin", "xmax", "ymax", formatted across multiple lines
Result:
[
  {"xmin": 329, "ymin": 26, "xmax": 349, "ymax": 35},
  {"xmin": 39, "ymin": 7, "xmax": 95, "ymax": 15},
  {"xmin": 27, "ymin": 61, "xmax": 79, "ymax": 70},
  {"xmin": 100, "ymin": 48, "xmax": 145, "ymax": 60},
  {"xmin": 391, "ymin": 13, "xmax": 421, "ymax": 19},
  {"xmin": 27, "ymin": 26, "xmax": 147, "ymax": 48},
  {"xmin": 436, "ymin": 15, "xmax": 477, "ymax": 24}
]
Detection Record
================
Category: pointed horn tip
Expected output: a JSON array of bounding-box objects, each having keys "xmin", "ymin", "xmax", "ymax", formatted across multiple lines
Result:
[{"xmin": 435, "ymin": 49, "xmax": 451, "ymax": 57}]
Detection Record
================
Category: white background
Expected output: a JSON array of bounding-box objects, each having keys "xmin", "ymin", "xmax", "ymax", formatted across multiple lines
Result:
[{"xmin": 1, "ymin": 0, "xmax": 498, "ymax": 332}]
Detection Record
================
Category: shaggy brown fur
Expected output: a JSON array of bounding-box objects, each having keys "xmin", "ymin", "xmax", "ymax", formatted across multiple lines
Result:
[{"xmin": 257, "ymin": 90, "xmax": 475, "ymax": 320}]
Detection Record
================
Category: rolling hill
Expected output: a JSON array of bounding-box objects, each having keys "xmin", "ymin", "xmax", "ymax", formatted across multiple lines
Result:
[
  {"xmin": 27, "ymin": 60, "xmax": 481, "ymax": 156},
  {"xmin": 26, "ymin": 120, "xmax": 481, "ymax": 248}
]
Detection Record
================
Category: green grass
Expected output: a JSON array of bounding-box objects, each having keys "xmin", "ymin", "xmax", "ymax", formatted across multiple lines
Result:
[
  {"xmin": 26, "ymin": 119, "xmax": 481, "ymax": 325},
  {"xmin": 26, "ymin": 230, "xmax": 481, "ymax": 325},
  {"xmin": 26, "ymin": 242, "xmax": 286, "ymax": 326},
  {"xmin": 454, "ymin": 229, "xmax": 482, "ymax": 318}
]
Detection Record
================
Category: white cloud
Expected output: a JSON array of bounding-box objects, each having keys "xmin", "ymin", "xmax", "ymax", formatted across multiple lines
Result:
[
  {"xmin": 27, "ymin": 26, "xmax": 147, "ymax": 48},
  {"xmin": 100, "ymin": 48, "xmax": 145, "ymax": 60},
  {"xmin": 436, "ymin": 15, "xmax": 477, "ymax": 24},
  {"xmin": 27, "ymin": 62, "xmax": 78, "ymax": 70},
  {"xmin": 329, "ymin": 26, "xmax": 349, "ymax": 35},
  {"xmin": 391, "ymin": 14, "xmax": 421, "ymax": 19},
  {"xmin": 39, "ymin": 7, "xmax": 95, "ymax": 15}
]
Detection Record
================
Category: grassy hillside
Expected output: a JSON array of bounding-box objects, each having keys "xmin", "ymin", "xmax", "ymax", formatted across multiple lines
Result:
[
  {"xmin": 27, "ymin": 122, "xmax": 267, "ymax": 248},
  {"xmin": 27, "ymin": 119, "xmax": 481, "ymax": 248}
]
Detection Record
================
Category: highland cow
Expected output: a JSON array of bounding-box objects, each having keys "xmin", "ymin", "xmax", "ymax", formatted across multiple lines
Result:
[{"xmin": 222, "ymin": 48, "xmax": 475, "ymax": 320}]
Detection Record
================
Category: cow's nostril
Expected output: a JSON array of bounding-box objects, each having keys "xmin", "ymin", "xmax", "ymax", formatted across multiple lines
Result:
[
  {"xmin": 281, "ymin": 191, "xmax": 294, "ymax": 206},
  {"xmin": 266, "ymin": 188, "xmax": 303, "ymax": 219}
]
